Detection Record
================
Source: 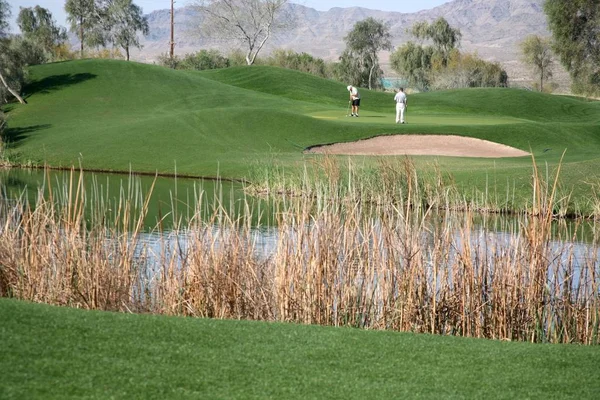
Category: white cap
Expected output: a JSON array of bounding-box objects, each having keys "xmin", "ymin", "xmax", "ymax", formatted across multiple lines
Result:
[{"xmin": 347, "ymin": 85, "xmax": 352, "ymax": 91}]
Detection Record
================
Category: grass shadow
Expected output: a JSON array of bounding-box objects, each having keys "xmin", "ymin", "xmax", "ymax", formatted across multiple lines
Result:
[
  {"xmin": 24, "ymin": 73, "xmax": 97, "ymax": 98},
  {"xmin": 1, "ymin": 124, "xmax": 52, "ymax": 148}
]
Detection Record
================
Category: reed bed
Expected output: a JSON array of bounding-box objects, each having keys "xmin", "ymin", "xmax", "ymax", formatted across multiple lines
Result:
[{"xmin": 0, "ymin": 160, "xmax": 599, "ymax": 344}]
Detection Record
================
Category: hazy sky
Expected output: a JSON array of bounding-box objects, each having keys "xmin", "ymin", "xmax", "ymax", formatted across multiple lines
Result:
[{"xmin": 7, "ymin": 0, "xmax": 450, "ymax": 33}]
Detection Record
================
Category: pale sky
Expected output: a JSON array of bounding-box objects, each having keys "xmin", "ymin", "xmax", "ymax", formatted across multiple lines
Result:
[{"xmin": 7, "ymin": 0, "xmax": 450, "ymax": 33}]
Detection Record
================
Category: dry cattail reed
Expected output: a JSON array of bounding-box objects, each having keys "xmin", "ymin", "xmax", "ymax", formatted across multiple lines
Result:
[{"xmin": 0, "ymin": 159, "xmax": 598, "ymax": 344}]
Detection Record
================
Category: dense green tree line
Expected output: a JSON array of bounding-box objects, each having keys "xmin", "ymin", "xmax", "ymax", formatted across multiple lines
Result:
[{"xmin": 390, "ymin": 18, "xmax": 507, "ymax": 91}]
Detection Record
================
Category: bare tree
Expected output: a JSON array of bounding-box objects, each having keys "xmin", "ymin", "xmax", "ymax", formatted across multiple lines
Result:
[{"xmin": 193, "ymin": 0, "xmax": 292, "ymax": 65}]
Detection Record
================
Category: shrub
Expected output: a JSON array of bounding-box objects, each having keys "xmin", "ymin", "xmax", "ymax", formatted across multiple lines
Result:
[
  {"xmin": 156, "ymin": 52, "xmax": 181, "ymax": 69},
  {"xmin": 9, "ymin": 36, "xmax": 46, "ymax": 66},
  {"xmin": 87, "ymin": 48, "xmax": 124, "ymax": 60},
  {"xmin": 431, "ymin": 51, "xmax": 508, "ymax": 90},
  {"xmin": 227, "ymin": 49, "xmax": 249, "ymax": 67},
  {"xmin": 52, "ymin": 43, "xmax": 77, "ymax": 61},
  {"xmin": 179, "ymin": 49, "xmax": 230, "ymax": 70},
  {"xmin": 266, "ymin": 49, "xmax": 328, "ymax": 78}
]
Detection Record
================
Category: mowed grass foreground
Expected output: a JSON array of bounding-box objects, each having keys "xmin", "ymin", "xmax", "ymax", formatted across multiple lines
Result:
[
  {"xmin": 2, "ymin": 298, "xmax": 600, "ymax": 399},
  {"xmin": 4, "ymin": 59, "xmax": 600, "ymax": 205}
]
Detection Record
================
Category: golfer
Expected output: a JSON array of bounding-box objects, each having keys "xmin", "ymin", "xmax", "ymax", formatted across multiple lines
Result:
[
  {"xmin": 347, "ymin": 85, "xmax": 360, "ymax": 117},
  {"xmin": 394, "ymin": 87, "xmax": 407, "ymax": 124}
]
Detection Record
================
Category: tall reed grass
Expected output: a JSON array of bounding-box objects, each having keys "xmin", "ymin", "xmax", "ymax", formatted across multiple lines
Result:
[{"xmin": 1, "ymin": 159, "xmax": 599, "ymax": 344}]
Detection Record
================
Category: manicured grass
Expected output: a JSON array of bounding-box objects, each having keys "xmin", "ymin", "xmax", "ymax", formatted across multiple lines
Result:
[
  {"xmin": 2, "ymin": 298, "xmax": 599, "ymax": 399},
  {"xmin": 3, "ymin": 59, "xmax": 600, "ymax": 205}
]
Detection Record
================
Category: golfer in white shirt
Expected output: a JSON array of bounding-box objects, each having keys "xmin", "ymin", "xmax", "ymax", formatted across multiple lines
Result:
[
  {"xmin": 347, "ymin": 85, "xmax": 360, "ymax": 117},
  {"xmin": 394, "ymin": 88, "xmax": 407, "ymax": 124}
]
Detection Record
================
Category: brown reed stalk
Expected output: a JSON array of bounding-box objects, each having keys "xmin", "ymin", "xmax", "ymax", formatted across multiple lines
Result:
[{"xmin": 1, "ymin": 162, "xmax": 599, "ymax": 344}]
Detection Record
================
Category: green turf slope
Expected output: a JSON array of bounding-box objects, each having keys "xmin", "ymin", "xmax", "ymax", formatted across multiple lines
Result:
[
  {"xmin": 4, "ymin": 60, "xmax": 600, "ymax": 188},
  {"xmin": 2, "ymin": 298, "xmax": 600, "ymax": 399}
]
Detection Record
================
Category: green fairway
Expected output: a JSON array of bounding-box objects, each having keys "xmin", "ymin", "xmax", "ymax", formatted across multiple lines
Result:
[
  {"xmin": 2, "ymin": 298, "xmax": 599, "ymax": 399},
  {"xmin": 3, "ymin": 59, "xmax": 600, "ymax": 206}
]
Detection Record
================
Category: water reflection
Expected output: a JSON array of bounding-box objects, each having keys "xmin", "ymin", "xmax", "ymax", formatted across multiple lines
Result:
[
  {"xmin": 0, "ymin": 167, "xmax": 276, "ymax": 230},
  {"xmin": 2, "ymin": 167, "xmax": 600, "ymax": 242}
]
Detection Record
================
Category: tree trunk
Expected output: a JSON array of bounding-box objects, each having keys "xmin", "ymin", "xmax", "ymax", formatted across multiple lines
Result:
[
  {"xmin": 368, "ymin": 58, "xmax": 376, "ymax": 90},
  {"xmin": 126, "ymin": 46, "xmax": 130, "ymax": 61},
  {"xmin": 540, "ymin": 66, "xmax": 543, "ymax": 92},
  {"xmin": 79, "ymin": 18, "xmax": 84, "ymax": 58},
  {"xmin": 0, "ymin": 71, "xmax": 26, "ymax": 105}
]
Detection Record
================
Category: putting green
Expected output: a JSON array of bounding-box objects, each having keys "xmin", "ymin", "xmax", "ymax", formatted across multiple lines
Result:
[{"xmin": 309, "ymin": 110, "xmax": 527, "ymax": 125}]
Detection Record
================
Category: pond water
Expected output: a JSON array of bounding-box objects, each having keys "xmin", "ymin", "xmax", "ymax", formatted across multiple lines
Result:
[
  {"xmin": 0, "ymin": 167, "xmax": 275, "ymax": 230},
  {"xmin": 2, "ymin": 167, "xmax": 599, "ymax": 260}
]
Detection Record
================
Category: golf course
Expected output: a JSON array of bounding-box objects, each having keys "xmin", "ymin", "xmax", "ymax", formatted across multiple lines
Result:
[
  {"xmin": 2, "ymin": 59, "xmax": 600, "ymax": 398},
  {"xmin": 4, "ymin": 59, "xmax": 600, "ymax": 209}
]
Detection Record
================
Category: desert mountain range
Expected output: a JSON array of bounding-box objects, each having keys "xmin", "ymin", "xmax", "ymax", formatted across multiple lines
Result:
[{"xmin": 131, "ymin": 0, "xmax": 563, "ymax": 87}]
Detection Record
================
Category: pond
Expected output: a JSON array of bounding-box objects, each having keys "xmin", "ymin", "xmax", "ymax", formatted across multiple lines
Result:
[
  {"xmin": 0, "ymin": 167, "xmax": 275, "ymax": 231},
  {"xmin": 2, "ymin": 167, "xmax": 599, "ymax": 245},
  {"xmin": 1, "ymin": 167, "xmax": 599, "ymax": 344}
]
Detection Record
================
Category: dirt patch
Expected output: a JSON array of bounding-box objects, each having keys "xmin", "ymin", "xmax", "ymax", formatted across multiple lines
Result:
[{"xmin": 305, "ymin": 134, "xmax": 530, "ymax": 158}]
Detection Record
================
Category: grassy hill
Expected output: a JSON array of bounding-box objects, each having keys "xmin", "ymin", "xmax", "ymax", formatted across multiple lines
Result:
[
  {"xmin": 3, "ymin": 59, "xmax": 600, "ymax": 203},
  {"xmin": 2, "ymin": 298, "xmax": 600, "ymax": 399}
]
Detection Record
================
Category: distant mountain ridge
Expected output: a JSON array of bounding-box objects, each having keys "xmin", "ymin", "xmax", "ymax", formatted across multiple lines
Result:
[{"xmin": 131, "ymin": 0, "xmax": 555, "ymax": 84}]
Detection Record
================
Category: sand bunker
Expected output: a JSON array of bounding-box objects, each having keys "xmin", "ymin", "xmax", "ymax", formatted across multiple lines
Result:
[{"xmin": 305, "ymin": 134, "xmax": 530, "ymax": 158}]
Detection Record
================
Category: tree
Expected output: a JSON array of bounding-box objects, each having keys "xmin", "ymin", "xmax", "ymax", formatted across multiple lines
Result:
[
  {"xmin": 343, "ymin": 17, "xmax": 392, "ymax": 90},
  {"xmin": 0, "ymin": 42, "xmax": 27, "ymax": 105},
  {"xmin": 410, "ymin": 17, "xmax": 461, "ymax": 67},
  {"xmin": 0, "ymin": 0, "xmax": 9, "ymax": 37},
  {"xmin": 0, "ymin": 0, "xmax": 26, "ymax": 105},
  {"xmin": 520, "ymin": 35, "xmax": 553, "ymax": 92},
  {"xmin": 391, "ymin": 18, "xmax": 506, "ymax": 91},
  {"xmin": 106, "ymin": 0, "xmax": 149, "ymax": 61},
  {"xmin": 193, "ymin": 0, "xmax": 292, "ymax": 66},
  {"xmin": 390, "ymin": 41, "xmax": 433, "ymax": 90},
  {"xmin": 65, "ymin": 0, "xmax": 98, "ymax": 58},
  {"xmin": 17, "ymin": 6, "xmax": 68, "ymax": 62},
  {"xmin": 391, "ymin": 18, "xmax": 463, "ymax": 90},
  {"xmin": 544, "ymin": 0, "xmax": 600, "ymax": 96}
]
